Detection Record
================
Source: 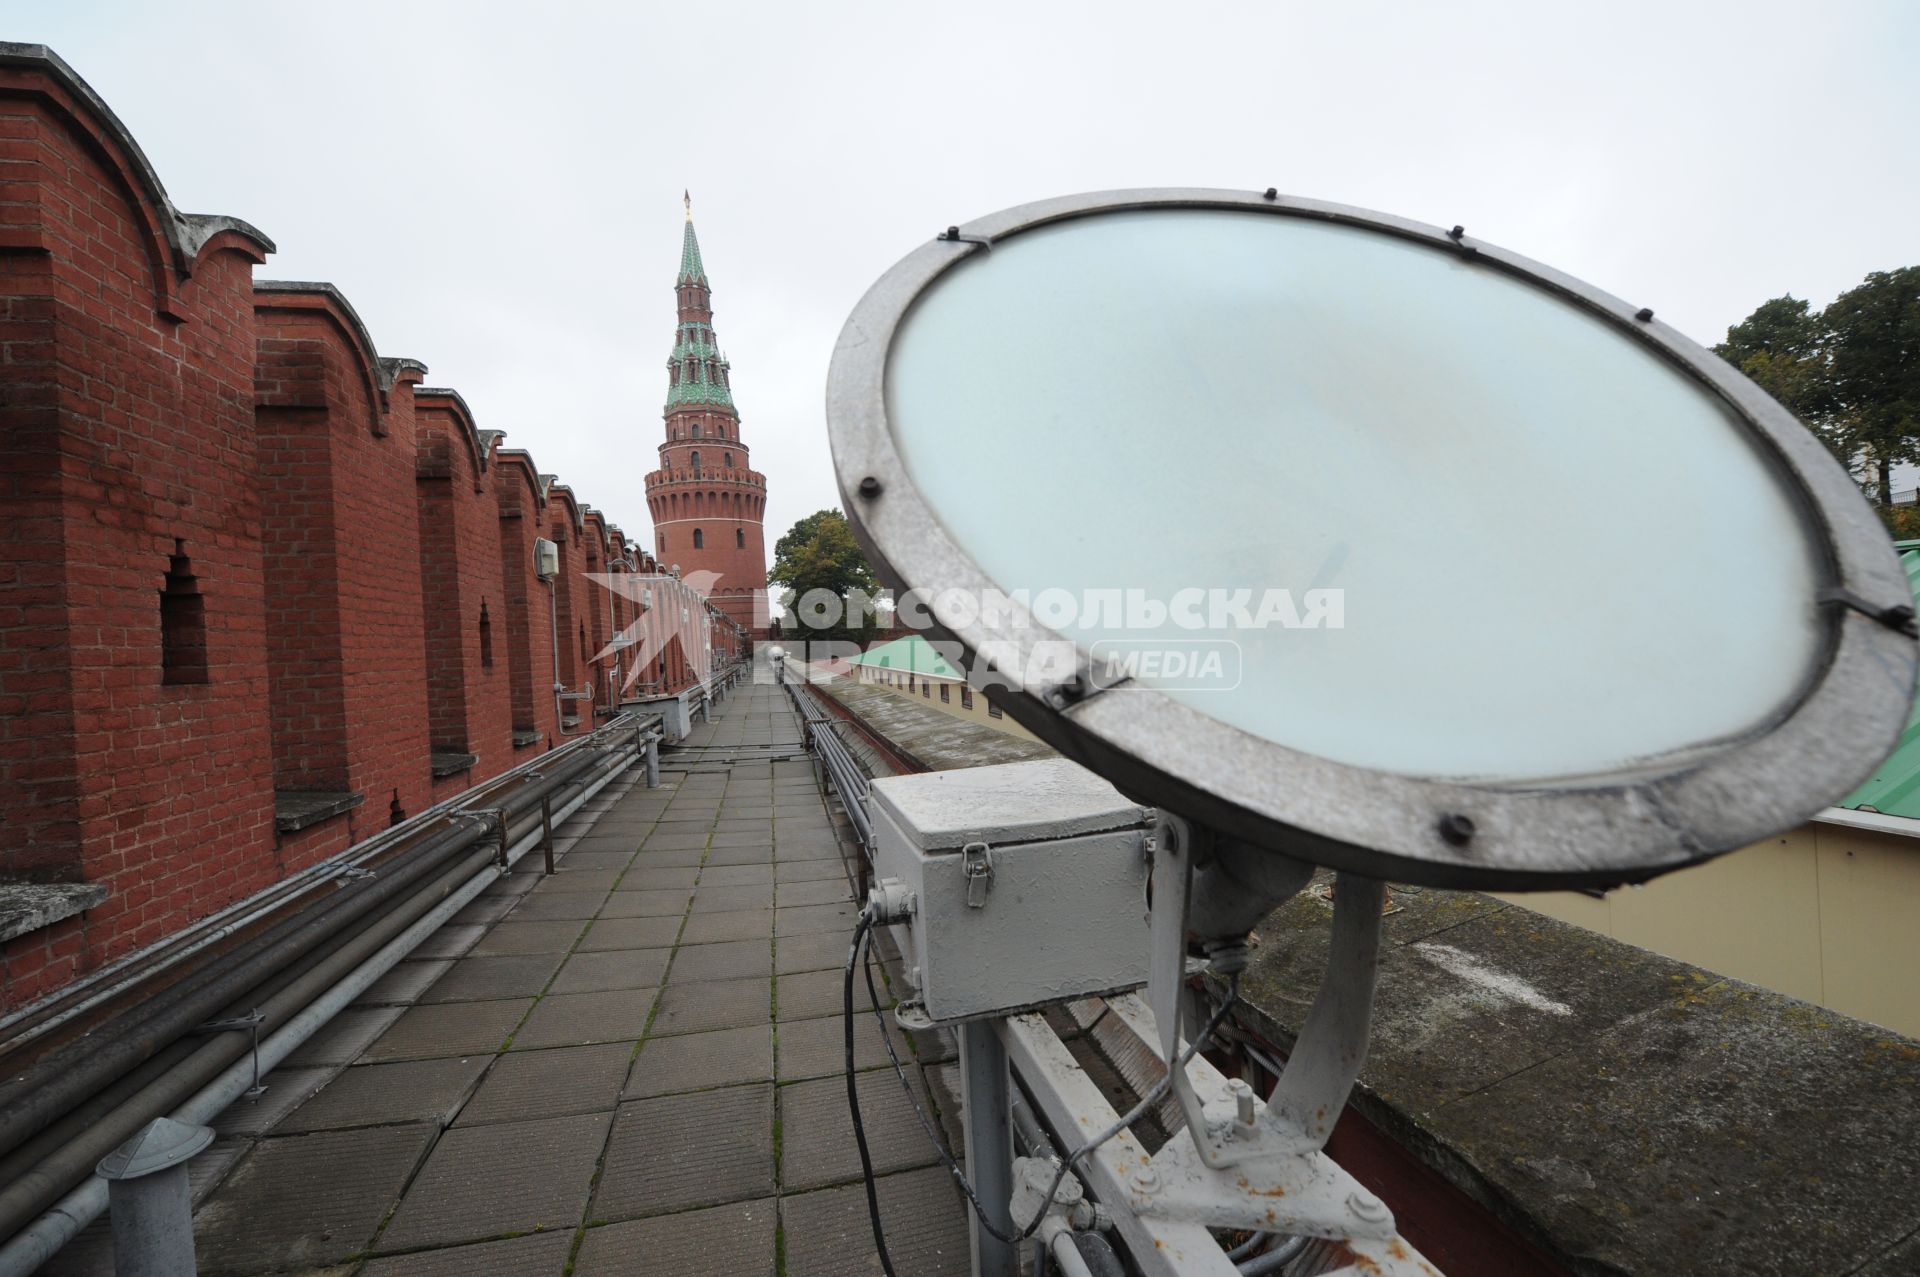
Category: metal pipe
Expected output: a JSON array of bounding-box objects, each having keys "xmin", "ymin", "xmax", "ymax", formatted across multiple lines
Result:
[
  {"xmin": 1236, "ymin": 1234, "xmax": 1310, "ymax": 1275},
  {"xmin": 0, "ymin": 718, "xmax": 645, "ymax": 1172},
  {"xmin": 0, "ymin": 840, "xmax": 497, "ymax": 1236},
  {"xmin": 0, "ymin": 816, "xmax": 486, "ymax": 1163},
  {"xmin": 0, "ymin": 750, "xmax": 635, "ymax": 1275},
  {"xmin": 0, "ymin": 734, "xmax": 634, "ymax": 1235}
]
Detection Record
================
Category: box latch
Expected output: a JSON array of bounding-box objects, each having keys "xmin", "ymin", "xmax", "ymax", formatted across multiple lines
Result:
[{"xmin": 961, "ymin": 841, "xmax": 994, "ymax": 908}]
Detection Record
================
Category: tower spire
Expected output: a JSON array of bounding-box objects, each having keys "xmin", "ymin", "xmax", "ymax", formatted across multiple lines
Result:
[{"xmin": 677, "ymin": 198, "xmax": 707, "ymax": 287}]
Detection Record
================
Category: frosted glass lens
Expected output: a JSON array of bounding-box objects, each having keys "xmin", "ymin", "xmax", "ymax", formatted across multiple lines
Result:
[{"xmin": 885, "ymin": 209, "xmax": 1824, "ymax": 781}]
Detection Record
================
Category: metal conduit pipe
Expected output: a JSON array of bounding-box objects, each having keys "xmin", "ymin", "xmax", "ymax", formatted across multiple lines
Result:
[
  {"xmin": 0, "ymin": 717, "xmax": 642, "ymax": 1147},
  {"xmin": 0, "ymin": 839, "xmax": 500, "ymax": 1240},
  {"xmin": 0, "ymin": 751, "xmax": 548, "ymax": 1055},
  {"xmin": 0, "ymin": 815, "xmax": 488, "ymax": 1162},
  {"xmin": 0, "ymin": 722, "xmax": 642, "ymax": 1208},
  {"xmin": 0, "ymin": 749, "xmax": 634, "ymax": 1276}
]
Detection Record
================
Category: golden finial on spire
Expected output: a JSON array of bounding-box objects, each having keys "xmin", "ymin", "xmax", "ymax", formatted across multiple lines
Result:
[{"xmin": 684, "ymin": 190, "xmax": 692, "ymax": 222}]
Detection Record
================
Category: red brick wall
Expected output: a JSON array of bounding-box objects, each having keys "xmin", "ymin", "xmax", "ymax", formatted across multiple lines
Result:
[
  {"xmin": 254, "ymin": 289, "xmax": 433, "ymax": 859},
  {"xmin": 415, "ymin": 392, "xmax": 513, "ymax": 797},
  {"xmin": 0, "ymin": 48, "xmax": 694, "ymax": 1012},
  {"xmin": 494, "ymin": 451, "xmax": 558, "ymax": 753},
  {"xmin": 0, "ymin": 63, "xmax": 276, "ymax": 1003}
]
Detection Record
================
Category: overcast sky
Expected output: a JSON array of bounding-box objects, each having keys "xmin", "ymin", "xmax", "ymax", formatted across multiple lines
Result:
[{"xmin": 14, "ymin": 1, "xmax": 1918, "ymax": 553}]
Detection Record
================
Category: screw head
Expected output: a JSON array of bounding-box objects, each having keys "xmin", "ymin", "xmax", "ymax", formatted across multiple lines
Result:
[
  {"xmin": 857, "ymin": 476, "xmax": 882, "ymax": 498},
  {"xmin": 1635, "ymin": 307, "xmax": 1655, "ymax": 322},
  {"xmin": 1438, "ymin": 813, "xmax": 1476, "ymax": 847},
  {"xmin": 1448, "ymin": 225, "xmax": 1466, "ymax": 241},
  {"xmin": 1263, "ymin": 187, "xmax": 1278, "ymax": 200},
  {"xmin": 1130, "ymin": 1166, "xmax": 1161, "ymax": 1194},
  {"xmin": 1347, "ymin": 1189, "xmax": 1391, "ymax": 1223}
]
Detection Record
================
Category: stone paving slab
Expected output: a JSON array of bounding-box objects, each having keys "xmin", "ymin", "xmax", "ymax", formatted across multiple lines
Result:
[
  {"xmin": 511, "ymin": 987, "xmax": 658, "ymax": 1049},
  {"xmin": 619, "ymin": 865, "xmax": 702, "ymax": 889},
  {"xmin": 419, "ymin": 952, "xmax": 564, "ymax": 1002},
  {"xmin": 777, "ymin": 901, "xmax": 863, "ymax": 937},
  {"xmin": 700, "ymin": 863, "xmax": 777, "ymax": 886},
  {"xmin": 600, "ymin": 887, "xmax": 694, "ymax": 917},
  {"xmin": 559, "ymin": 849, "xmax": 640, "ymax": 870},
  {"xmin": 508, "ymin": 889, "xmax": 613, "ymax": 921},
  {"xmin": 527, "ymin": 868, "xmax": 624, "ymax": 892},
  {"xmin": 357, "ymin": 1230, "xmax": 573, "ymax": 1276},
  {"xmin": 550, "ymin": 946, "xmax": 674, "ymax": 995},
  {"xmin": 705, "ymin": 843, "xmax": 775, "ymax": 866},
  {"xmin": 668, "ymin": 937, "xmax": 772, "ymax": 983},
  {"xmin": 580, "ymin": 914, "xmax": 683, "ymax": 951},
  {"xmin": 778, "ymin": 968, "xmax": 886, "ymax": 1022},
  {"xmin": 355, "ymin": 959, "xmax": 452, "ymax": 1005},
  {"xmin": 281, "ymin": 1006, "xmax": 404, "ymax": 1067},
  {"xmin": 777, "ymin": 857, "xmax": 848, "ymax": 883},
  {"xmin": 781, "ymin": 1167, "xmax": 972, "ymax": 1276},
  {"xmin": 691, "ymin": 882, "xmax": 776, "ymax": 913},
  {"xmin": 626, "ymin": 1024, "xmax": 775, "ymax": 1098},
  {"xmin": 209, "ymin": 1067, "xmax": 333, "ymax": 1138},
  {"xmin": 780, "ymin": 1070, "xmax": 942, "ymax": 1191},
  {"xmin": 193, "ymin": 1125, "xmax": 437, "ymax": 1274},
  {"xmin": 457, "ymin": 1041, "xmax": 633, "ymax": 1126},
  {"xmin": 469, "ymin": 920, "xmax": 587, "ymax": 956},
  {"xmin": 450, "ymin": 895, "xmax": 517, "ymax": 926},
  {"xmin": 629, "ymin": 844, "xmax": 708, "ymax": 867},
  {"xmin": 574, "ymin": 1197, "xmax": 777, "ymax": 1276},
  {"xmin": 777, "ymin": 930, "xmax": 854, "ymax": 975},
  {"xmin": 778, "ymin": 877, "xmax": 856, "ymax": 908},
  {"xmin": 362, "ymin": 998, "xmax": 531, "ymax": 1061},
  {"xmin": 376, "ymin": 1111, "xmax": 610, "ymax": 1251},
  {"xmin": 593, "ymin": 1084, "xmax": 775, "ymax": 1221},
  {"xmin": 278, "ymin": 1056, "xmax": 489, "ymax": 1132},
  {"xmin": 651, "ymin": 975, "xmax": 771, "ymax": 1036},
  {"xmin": 778, "ymin": 1013, "xmax": 912, "ymax": 1081},
  {"xmin": 682, "ymin": 908, "xmax": 775, "ymax": 945},
  {"xmin": 409, "ymin": 923, "xmax": 486, "ymax": 959}
]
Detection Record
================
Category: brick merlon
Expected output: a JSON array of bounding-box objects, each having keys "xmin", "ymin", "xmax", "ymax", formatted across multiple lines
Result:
[
  {"xmin": 414, "ymin": 387, "xmax": 488, "ymax": 479},
  {"xmin": 0, "ymin": 43, "xmax": 275, "ymax": 267}
]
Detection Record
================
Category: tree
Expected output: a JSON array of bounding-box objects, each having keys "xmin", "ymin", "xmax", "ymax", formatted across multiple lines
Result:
[
  {"xmin": 1824, "ymin": 268, "xmax": 1920, "ymax": 508},
  {"xmin": 768, "ymin": 508, "xmax": 881, "ymax": 642},
  {"xmin": 1716, "ymin": 269, "xmax": 1920, "ymax": 509}
]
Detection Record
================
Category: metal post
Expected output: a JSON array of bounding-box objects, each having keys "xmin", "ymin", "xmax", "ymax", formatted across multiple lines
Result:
[
  {"xmin": 539, "ymin": 795, "xmax": 556, "ymax": 875},
  {"xmin": 96, "ymin": 1117, "xmax": 212, "ymax": 1277},
  {"xmin": 958, "ymin": 1019, "xmax": 1018, "ymax": 1277},
  {"xmin": 644, "ymin": 737, "xmax": 660, "ymax": 788}
]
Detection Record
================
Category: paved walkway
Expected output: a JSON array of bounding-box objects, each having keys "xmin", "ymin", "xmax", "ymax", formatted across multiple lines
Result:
[{"xmin": 52, "ymin": 683, "xmax": 971, "ymax": 1276}]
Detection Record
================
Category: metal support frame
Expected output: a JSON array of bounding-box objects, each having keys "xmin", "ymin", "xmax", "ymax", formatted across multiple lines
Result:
[{"xmin": 958, "ymin": 1021, "xmax": 1017, "ymax": 1277}]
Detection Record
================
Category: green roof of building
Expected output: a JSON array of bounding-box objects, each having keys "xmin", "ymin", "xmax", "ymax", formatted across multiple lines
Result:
[
  {"xmin": 851, "ymin": 634, "xmax": 963, "ymax": 680},
  {"xmin": 1839, "ymin": 539, "xmax": 1920, "ymax": 819}
]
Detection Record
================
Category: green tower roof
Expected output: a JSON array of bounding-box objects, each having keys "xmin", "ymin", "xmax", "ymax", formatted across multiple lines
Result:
[{"xmin": 677, "ymin": 198, "xmax": 707, "ymax": 286}]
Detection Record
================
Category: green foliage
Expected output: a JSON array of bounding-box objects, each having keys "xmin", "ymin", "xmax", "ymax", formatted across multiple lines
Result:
[
  {"xmin": 768, "ymin": 508, "xmax": 881, "ymax": 641},
  {"xmin": 1717, "ymin": 269, "xmax": 1920, "ymax": 506}
]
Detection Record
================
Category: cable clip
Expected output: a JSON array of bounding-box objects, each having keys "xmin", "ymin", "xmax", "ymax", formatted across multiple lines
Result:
[{"xmin": 1819, "ymin": 586, "xmax": 1919, "ymax": 639}]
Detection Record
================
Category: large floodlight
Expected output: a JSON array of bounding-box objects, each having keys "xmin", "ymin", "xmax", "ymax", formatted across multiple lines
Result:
[{"xmin": 826, "ymin": 190, "xmax": 1917, "ymax": 889}]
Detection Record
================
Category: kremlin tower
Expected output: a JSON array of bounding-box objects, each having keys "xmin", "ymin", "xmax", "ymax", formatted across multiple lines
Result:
[{"xmin": 643, "ymin": 196, "xmax": 770, "ymax": 638}]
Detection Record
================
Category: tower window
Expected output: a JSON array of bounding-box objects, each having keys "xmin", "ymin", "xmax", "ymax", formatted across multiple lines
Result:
[
  {"xmin": 693, "ymin": 528, "xmax": 704, "ymax": 549},
  {"xmin": 660, "ymin": 532, "xmax": 666, "ymax": 551},
  {"xmin": 480, "ymin": 602, "xmax": 494, "ymax": 668},
  {"xmin": 691, "ymin": 450, "xmax": 702, "ymax": 476},
  {"xmin": 724, "ymin": 452, "xmax": 733, "ymax": 467},
  {"xmin": 160, "ymin": 540, "xmax": 208, "ymax": 685},
  {"xmin": 736, "ymin": 527, "xmax": 745, "ymax": 549},
  {"xmin": 691, "ymin": 423, "xmax": 701, "ymax": 438}
]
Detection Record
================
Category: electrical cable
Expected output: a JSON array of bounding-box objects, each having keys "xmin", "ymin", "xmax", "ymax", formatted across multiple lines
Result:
[
  {"xmin": 843, "ymin": 911, "xmax": 898, "ymax": 1277},
  {"xmin": 853, "ymin": 914, "xmax": 1240, "ymax": 1247}
]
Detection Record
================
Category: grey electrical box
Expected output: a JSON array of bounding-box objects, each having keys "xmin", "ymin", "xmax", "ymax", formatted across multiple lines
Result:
[
  {"xmin": 533, "ymin": 537, "xmax": 560, "ymax": 581},
  {"xmin": 868, "ymin": 758, "xmax": 1153, "ymax": 1024}
]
